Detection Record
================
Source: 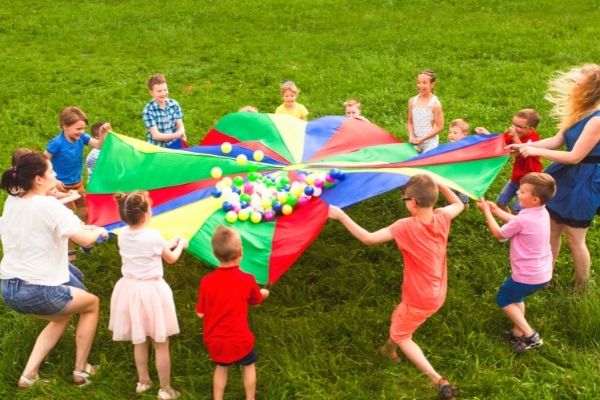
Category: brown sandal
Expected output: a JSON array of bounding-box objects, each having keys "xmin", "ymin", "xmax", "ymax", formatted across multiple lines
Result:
[{"xmin": 438, "ymin": 377, "xmax": 459, "ymax": 399}]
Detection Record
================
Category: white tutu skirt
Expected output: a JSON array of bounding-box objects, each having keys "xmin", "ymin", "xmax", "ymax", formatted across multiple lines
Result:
[{"xmin": 109, "ymin": 278, "xmax": 179, "ymax": 344}]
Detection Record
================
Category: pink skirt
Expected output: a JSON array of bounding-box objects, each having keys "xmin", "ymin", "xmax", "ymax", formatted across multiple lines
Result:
[{"xmin": 109, "ymin": 277, "xmax": 179, "ymax": 344}]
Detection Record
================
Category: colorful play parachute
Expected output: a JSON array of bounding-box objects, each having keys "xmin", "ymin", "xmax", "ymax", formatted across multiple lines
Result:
[{"xmin": 87, "ymin": 113, "xmax": 509, "ymax": 284}]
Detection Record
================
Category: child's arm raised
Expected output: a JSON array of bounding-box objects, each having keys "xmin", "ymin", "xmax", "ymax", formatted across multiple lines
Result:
[
  {"xmin": 162, "ymin": 237, "xmax": 188, "ymax": 264},
  {"xmin": 328, "ymin": 206, "xmax": 393, "ymax": 245},
  {"xmin": 476, "ymin": 198, "xmax": 505, "ymax": 241},
  {"xmin": 438, "ymin": 184, "xmax": 464, "ymax": 219},
  {"xmin": 89, "ymin": 123, "xmax": 111, "ymax": 149}
]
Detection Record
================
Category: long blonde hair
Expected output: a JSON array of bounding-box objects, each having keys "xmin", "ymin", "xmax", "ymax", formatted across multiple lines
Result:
[{"xmin": 545, "ymin": 64, "xmax": 600, "ymax": 131}]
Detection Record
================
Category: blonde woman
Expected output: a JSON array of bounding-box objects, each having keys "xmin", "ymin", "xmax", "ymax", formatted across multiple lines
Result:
[{"xmin": 509, "ymin": 64, "xmax": 600, "ymax": 290}]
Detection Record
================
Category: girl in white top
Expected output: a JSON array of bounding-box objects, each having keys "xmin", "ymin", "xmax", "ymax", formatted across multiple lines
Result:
[
  {"xmin": 407, "ymin": 70, "xmax": 445, "ymax": 153},
  {"xmin": 0, "ymin": 152, "xmax": 107, "ymax": 388},
  {"xmin": 108, "ymin": 191, "xmax": 187, "ymax": 400}
]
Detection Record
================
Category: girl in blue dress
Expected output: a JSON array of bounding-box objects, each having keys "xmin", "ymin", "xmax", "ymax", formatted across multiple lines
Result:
[{"xmin": 509, "ymin": 64, "xmax": 600, "ymax": 290}]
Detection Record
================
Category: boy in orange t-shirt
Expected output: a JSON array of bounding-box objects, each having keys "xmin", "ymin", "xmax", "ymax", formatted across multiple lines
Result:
[{"xmin": 328, "ymin": 174, "xmax": 464, "ymax": 400}]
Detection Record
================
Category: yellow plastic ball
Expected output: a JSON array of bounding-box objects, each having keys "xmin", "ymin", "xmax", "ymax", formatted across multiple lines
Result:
[
  {"xmin": 253, "ymin": 150, "xmax": 264, "ymax": 162},
  {"xmin": 236, "ymin": 154, "xmax": 248, "ymax": 165},
  {"xmin": 238, "ymin": 209, "xmax": 250, "ymax": 221},
  {"xmin": 225, "ymin": 211, "xmax": 238, "ymax": 223},
  {"xmin": 221, "ymin": 142, "xmax": 232, "ymax": 154},
  {"xmin": 250, "ymin": 212, "xmax": 262, "ymax": 224},
  {"xmin": 211, "ymin": 167, "xmax": 223, "ymax": 179},
  {"xmin": 282, "ymin": 204, "xmax": 293, "ymax": 215}
]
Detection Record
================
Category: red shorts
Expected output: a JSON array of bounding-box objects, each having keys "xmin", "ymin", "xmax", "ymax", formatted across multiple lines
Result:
[{"xmin": 389, "ymin": 302, "xmax": 437, "ymax": 343}]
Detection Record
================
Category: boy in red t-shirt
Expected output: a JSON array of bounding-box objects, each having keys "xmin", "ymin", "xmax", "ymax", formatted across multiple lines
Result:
[
  {"xmin": 475, "ymin": 108, "xmax": 543, "ymax": 213},
  {"xmin": 196, "ymin": 226, "xmax": 269, "ymax": 400},
  {"xmin": 329, "ymin": 174, "xmax": 464, "ymax": 400}
]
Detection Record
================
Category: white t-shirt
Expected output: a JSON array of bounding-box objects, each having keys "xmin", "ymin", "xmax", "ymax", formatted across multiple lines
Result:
[
  {"xmin": 0, "ymin": 195, "xmax": 82, "ymax": 285},
  {"xmin": 118, "ymin": 227, "xmax": 166, "ymax": 280}
]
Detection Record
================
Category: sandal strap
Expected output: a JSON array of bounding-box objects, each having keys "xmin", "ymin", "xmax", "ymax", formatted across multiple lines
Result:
[{"xmin": 18, "ymin": 374, "xmax": 39, "ymax": 387}]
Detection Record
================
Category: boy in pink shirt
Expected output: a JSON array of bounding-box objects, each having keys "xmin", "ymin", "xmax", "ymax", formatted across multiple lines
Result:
[
  {"xmin": 477, "ymin": 172, "xmax": 556, "ymax": 352},
  {"xmin": 329, "ymin": 174, "xmax": 464, "ymax": 400}
]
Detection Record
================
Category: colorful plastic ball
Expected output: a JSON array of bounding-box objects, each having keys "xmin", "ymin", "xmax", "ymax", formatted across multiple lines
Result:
[
  {"xmin": 286, "ymin": 195, "xmax": 298, "ymax": 206},
  {"xmin": 247, "ymin": 172, "xmax": 258, "ymax": 182},
  {"xmin": 298, "ymin": 195, "xmax": 310, "ymax": 207},
  {"xmin": 325, "ymin": 174, "xmax": 336, "ymax": 183},
  {"xmin": 231, "ymin": 185, "xmax": 241, "ymax": 195},
  {"xmin": 222, "ymin": 176, "xmax": 233, "ymax": 187},
  {"xmin": 250, "ymin": 211, "xmax": 262, "ymax": 224},
  {"xmin": 313, "ymin": 187, "xmax": 323, "ymax": 197},
  {"xmin": 236, "ymin": 154, "xmax": 248, "ymax": 165},
  {"xmin": 261, "ymin": 198, "xmax": 272, "ymax": 209},
  {"xmin": 231, "ymin": 176, "xmax": 243, "ymax": 187},
  {"xmin": 211, "ymin": 167, "xmax": 223, "ymax": 179},
  {"xmin": 296, "ymin": 173, "xmax": 306, "ymax": 183},
  {"xmin": 314, "ymin": 178, "xmax": 324, "ymax": 188},
  {"xmin": 240, "ymin": 200, "xmax": 249, "ymax": 209},
  {"xmin": 253, "ymin": 150, "xmax": 264, "ymax": 162},
  {"xmin": 240, "ymin": 193, "xmax": 251, "ymax": 203},
  {"xmin": 243, "ymin": 182, "xmax": 254, "ymax": 194},
  {"xmin": 277, "ymin": 192, "xmax": 288, "ymax": 204},
  {"xmin": 281, "ymin": 204, "xmax": 293, "ymax": 215},
  {"xmin": 221, "ymin": 142, "xmax": 232, "ymax": 154},
  {"xmin": 304, "ymin": 186, "xmax": 315, "ymax": 196},
  {"xmin": 263, "ymin": 211, "xmax": 275, "ymax": 221},
  {"xmin": 211, "ymin": 188, "xmax": 222, "ymax": 198},
  {"xmin": 225, "ymin": 211, "xmax": 238, "ymax": 223},
  {"xmin": 329, "ymin": 168, "xmax": 341, "ymax": 179},
  {"xmin": 222, "ymin": 201, "xmax": 233, "ymax": 212},
  {"xmin": 305, "ymin": 174, "xmax": 315, "ymax": 185},
  {"xmin": 279, "ymin": 176, "xmax": 290, "ymax": 186},
  {"xmin": 238, "ymin": 208, "xmax": 250, "ymax": 221},
  {"xmin": 324, "ymin": 181, "xmax": 335, "ymax": 189},
  {"xmin": 272, "ymin": 201, "xmax": 283, "ymax": 212}
]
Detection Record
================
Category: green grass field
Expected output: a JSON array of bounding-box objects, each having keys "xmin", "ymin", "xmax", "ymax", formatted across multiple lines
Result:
[{"xmin": 1, "ymin": 0, "xmax": 600, "ymax": 399}]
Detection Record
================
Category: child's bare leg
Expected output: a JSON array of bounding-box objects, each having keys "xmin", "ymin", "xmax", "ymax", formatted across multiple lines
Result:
[
  {"xmin": 563, "ymin": 226, "xmax": 590, "ymax": 289},
  {"xmin": 502, "ymin": 303, "xmax": 533, "ymax": 337},
  {"xmin": 549, "ymin": 219, "xmax": 564, "ymax": 266},
  {"xmin": 152, "ymin": 339, "xmax": 172, "ymax": 390},
  {"xmin": 133, "ymin": 341, "xmax": 152, "ymax": 385},
  {"xmin": 242, "ymin": 363, "xmax": 256, "ymax": 400},
  {"xmin": 396, "ymin": 339, "xmax": 441, "ymax": 385},
  {"xmin": 213, "ymin": 365, "xmax": 229, "ymax": 400}
]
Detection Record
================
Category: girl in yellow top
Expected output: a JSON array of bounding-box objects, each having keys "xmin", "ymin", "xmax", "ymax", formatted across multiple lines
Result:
[{"xmin": 275, "ymin": 80, "xmax": 309, "ymax": 120}]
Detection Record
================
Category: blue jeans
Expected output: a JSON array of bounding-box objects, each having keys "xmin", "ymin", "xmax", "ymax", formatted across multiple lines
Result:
[
  {"xmin": 1, "ymin": 263, "xmax": 86, "ymax": 315},
  {"xmin": 496, "ymin": 180, "xmax": 521, "ymax": 212}
]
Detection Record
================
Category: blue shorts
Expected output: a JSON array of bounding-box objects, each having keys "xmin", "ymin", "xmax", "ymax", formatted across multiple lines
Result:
[
  {"xmin": 496, "ymin": 180, "xmax": 521, "ymax": 212},
  {"xmin": 496, "ymin": 277, "xmax": 549, "ymax": 308},
  {"xmin": 216, "ymin": 349, "xmax": 257, "ymax": 367},
  {"xmin": 1, "ymin": 278, "xmax": 73, "ymax": 315},
  {"xmin": 67, "ymin": 263, "xmax": 86, "ymax": 291}
]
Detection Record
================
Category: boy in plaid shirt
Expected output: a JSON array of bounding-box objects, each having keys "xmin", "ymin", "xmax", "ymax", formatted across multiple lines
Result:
[{"xmin": 142, "ymin": 74, "xmax": 187, "ymax": 148}]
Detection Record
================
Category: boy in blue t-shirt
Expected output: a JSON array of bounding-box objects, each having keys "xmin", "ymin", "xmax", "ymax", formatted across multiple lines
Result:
[{"xmin": 44, "ymin": 106, "xmax": 108, "ymax": 222}]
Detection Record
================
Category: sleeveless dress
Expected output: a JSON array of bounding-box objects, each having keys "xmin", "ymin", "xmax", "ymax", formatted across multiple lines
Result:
[
  {"xmin": 109, "ymin": 227, "xmax": 179, "ymax": 344},
  {"xmin": 411, "ymin": 94, "xmax": 440, "ymax": 153},
  {"xmin": 545, "ymin": 110, "xmax": 600, "ymax": 227}
]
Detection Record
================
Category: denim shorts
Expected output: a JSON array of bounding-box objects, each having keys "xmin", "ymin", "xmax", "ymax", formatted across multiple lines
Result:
[
  {"xmin": 1, "ymin": 278, "xmax": 73, "ymax": 316},
  {"xmin": 496, "ymin": 180, "xmax": 521, "ymax": 211},
  {"xmin": 496, "ymin": 276, "xmax": 549, "ymax": 307},
  {"xmin": 216, "ymin": 349, "xmax": 257, "ymax": 367}
]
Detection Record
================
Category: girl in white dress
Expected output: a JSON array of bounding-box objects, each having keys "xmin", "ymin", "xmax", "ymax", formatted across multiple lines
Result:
[
  {"xmin": 407, "ymin": 70, "xmax": 445, "ymax": 153},
  {"xmin": 109, "ymin": 191, "xmax": 187, "ymax": 400}
]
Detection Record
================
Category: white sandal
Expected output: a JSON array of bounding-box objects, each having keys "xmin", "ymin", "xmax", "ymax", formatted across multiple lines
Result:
[
  {"xmin": 18, "ymin": 374, "xmax": 39, "ymax": 388},
  {"xmin": 136, "ymin": 381, "xmax": 153, "ymax": 393},
  {"xmin": 72, "ymin": 363, "xmax": 98, "ymax": 387},
  {"xmin": 157, "ymin": 387, "xmax": 181, "ymax": 399}
]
